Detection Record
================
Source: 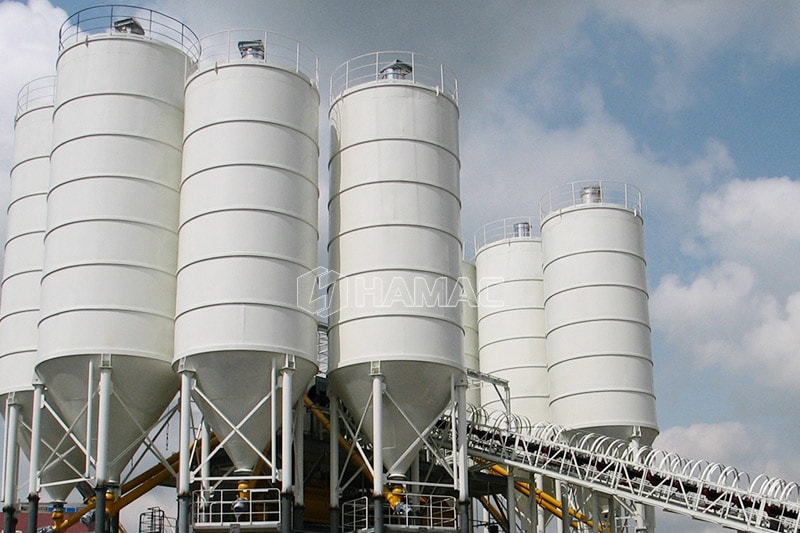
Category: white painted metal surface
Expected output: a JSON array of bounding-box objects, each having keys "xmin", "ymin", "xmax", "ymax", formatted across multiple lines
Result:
[
  {"xmin": 0, "ymin": 77, "xmax": 83, "ymax": 502},
  {"xmin": 540, "ymin": 181, "xmax": 658, "ymax": 444},
  {"xmin": 327, "ymin": 51, "xmax": 463, "ymax": 479},
  {"xmin": 36, "ymin": 6, "xmax": 197, "ymax": 481},
  {"xmin": 460, "ymin": 260, "xmax": 480, "ymax": 406},
  {"xmin": 175, "ymin": 29, "xmax": 320, "ymax": 473},
  {"xmin": 474, "ymin": 217, "xmax": 550, "ymax": 421}
]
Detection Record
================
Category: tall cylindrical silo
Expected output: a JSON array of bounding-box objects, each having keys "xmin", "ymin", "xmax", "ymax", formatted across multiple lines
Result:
[
  {"xmin": 327, "ymin": 52, "xmax": 463, "ymax": 479},
  {"xmin": 175, "ymin": 29, "xmax": 320, "ymax": 474},
  {"xmin": 35, "ymin": 6, "xmax": 199, "ymax": 483},
  {"xmin": 0, "ymin": 77, "xmax": 83, "ymax": 502},
  {"xmin": 460, "ymin": 260, "xmax": 480, "ymax": 406},
  {"xmin": 540, "ymin": 181, "xmax": 658, "ymax": 445},
  {"xmin": 474, "ymin": 218, "xmax": 550, "ymax": 421}
]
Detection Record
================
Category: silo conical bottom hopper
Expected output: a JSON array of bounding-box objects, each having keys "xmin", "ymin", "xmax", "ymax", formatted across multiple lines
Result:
[
  {"xmin": 35, "ymin": 355, "xmax": 179, "ymax": 482},
  {"xmin": 328, "ymin": 361, "xmax": 459, "ymax": 479},
  {"xmin": 1, "ymin": 390, "xmax": 85, "ymax": 502},
  {"xmin": 185, "ymin": 351, "xmax": 318, "ymax": 474}
]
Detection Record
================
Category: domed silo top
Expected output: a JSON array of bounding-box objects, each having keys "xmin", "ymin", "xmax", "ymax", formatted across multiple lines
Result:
[
  {"xmin": 539, "ymin": 181, "xmax": 643, "ymax": 225},
  {"xmin": 58, "ymin": 5, "xmax": 200, "ymax": 62},
  {"xmin": 330, "ymin": 51, "xmax": 458, "ymax": 106},
  {"xmin": 191, "ymin": 29, "xmax": 319, "ymax": 86}
]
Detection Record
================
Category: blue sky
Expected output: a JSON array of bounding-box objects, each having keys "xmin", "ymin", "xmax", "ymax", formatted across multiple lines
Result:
[{"xmin": 2, "ymin": 1, "xmax": 800, "ymax": 531}]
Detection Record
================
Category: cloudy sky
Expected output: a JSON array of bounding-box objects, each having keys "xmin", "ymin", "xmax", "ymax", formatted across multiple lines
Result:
[{"xmin": 2, "ymin": 1, "xmax": 800, "ymax": 531}]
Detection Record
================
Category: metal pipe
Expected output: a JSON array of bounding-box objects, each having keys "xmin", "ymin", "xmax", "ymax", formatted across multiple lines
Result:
[
  {"xmin": 96, "ymin": 361, "xmax": 112, "ymax": 486},
  {"xmin": 27, "ymin": 384, "xmax": 44, "ymax": 533},
  {"xmin": 527, "ymin": 473, "xmax": 536, "ymax": 533},
  {"xmin": 177, "ymin": 370, "xmax": 193, "ymax": 533},
  {"xmin": 280, "ymin": 361, "xmax": 294, "ymax": 533},
  {"xmin": 294, "ymin": 398, "xmax": 305, "ymax": 530},
  {"xmin": 201, "ymin": 422, "xmax": 211, "ymax": 497},
  {"xmin": 329, "ymin": 392, "xmax": 340, "ymax": 533},
  {"xmin": 456, "ymin": 380, "xmax": 470, "ymax": 533},
  {"xmin": 85, "ymin": 358, "xmax": 96, "ymax": 477},
  {"xmin": 271, "ymin": 360, "xmax": 278, "ymax": 483},
  {"xmin": 3, "ymin": 397, "xmax": 20, "ymax": 533},
  {"xmin": 506, "ymin": 466, "xmax": 515, "ymax": 533},
  {"xmin": 372, "ymin": 374, "xmax": 384, "ymax": 533},
  {"xmin": 95, "ymin": 487, "xmax": 106, "ymax": 533},
  {"xmin": 559, "ymin": 483, "xmax": 569, "ymax": 533}
]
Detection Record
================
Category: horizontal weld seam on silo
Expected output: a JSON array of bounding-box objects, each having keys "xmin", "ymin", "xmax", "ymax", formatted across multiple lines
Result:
[
  {"xmin": 179, "ymin": 207, "xmax": 318, "ymax": 234},
  {"xmin": 9, "ymin": 155, "xmax": 51, "ymax": 174},
  {"xmin": 0, "ymin": 348, "xmax": 37, "ymax": 359},
  {"xmin": 0, "ymin": 307, "xmax": 41, "ymax": 319},
  {"xmin": 7, "ymin": 194, "xmax": 48, "ymax": 212},
  {"xmin": 191, "ymin": 61, "xmax": 319, "ymax": 86},
  {"xmin": 41, "ymin": 261, "xmax": 177, "ymax": 278},
  {"xmin": 328, "ymin": 224, "xmax": 461, "ymax": 247},
  {"xmin": 329, "ymin": 313, "xmax": 463, "ymax": 330},
  {"xmin": 480, "ymin": 364, "xmax": 548, "ymax": 373},
  {"xmin": 543, "ymin": 284, "xmax": 650, "ymax": 303},
  {"xmin": 183, "ymin": 118, "xmax": 320, "ymax": 151},
  {"xmin": 542, "ymin": 248, "xmax": 648, "ymax": 268},
  {"xmin": 477, "ymin": 307, "xmax": 545, "ymax": 321},
  {"xmin": 175, "ymin": 300, "xmax": 319, "ymax": 321},
  {"xmin": 54, "ymin": 90, "xmax": 186, "ymax": 118},
  {"xmin": 330, "ymin": 82, "xmax": 459, "ymax": 111},
  {"xmin": 331, "ymin": 268, "xmax": 461, "ymax": 284},
  {"xmin": 327, "ymin": 179, "xmax": 461, "ymax": 209},
  {"xmin": 50, "ymin": 132, "xmax": 184, "ymax": 155},
  {"xmin": 46, "ymin": 214, "xmax": 178, "ymax": 233},
  {"xmin": 549, "ymin": 387, "xmax": 657, "ymax": 401},
  {"xmin": 475, "ymin": 238, "xmax": 542, "ymax": 254},
  {"xmin": 181, "ymin": 163, "xmax": 319, "ymax": 190},
  {"xmin": 547, "ymin": 352, "xmax": 654, "ymax": 368},
  {"xmin": 1, "ymin": 269, "xmax": 43, "ymax": 283},
  {"xmin": 14, "ymin": 105, "xmax": 55, "ymax": 124},
  {"xmin": 39, "ymin": 305, "xmax": 176, "ymax": 321},
  {"xmin": 4, "ymin": 230, "xmax": 46, "ymax": 246},
  {"xmin": 47, "ymin": 174, "xmax": 181, "ymax": 197},
  {"xmin": 477, "ymin": 277, "xmax": 544, "ymax": 290},
  {"xmin": 176, "ymin": 254, "xmax": 315, "ymax": 274},
  {"xmin": 545, "ymin": 318, "xmax": 652, "ymax": 333},
  {"xmin": 329, "ymin": 137, "xmax": 460, "ymax": 169},
  {"xmin": 477, "ymin": 335, "xmax": 547, "ymax": 349}
]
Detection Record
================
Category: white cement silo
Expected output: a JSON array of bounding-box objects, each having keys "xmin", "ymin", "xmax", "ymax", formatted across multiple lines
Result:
[
  {"xmin": 175, "ymin": 29, "xmax": 320, "ymax": 475},
  {"xmin": 474, "ymin": 218, "xmax": 550, "ymax": 421},
  {"xmin": 327, "ymin": 52, "xmax": 463, "ymax": 480},
  {"xmin": 540, "ymin": 181, "xmax": 658, "ymax": 445},
  {"xmin": 35, "ymin": 6, "xmax": 198, "ymax": 484},
  {"xmin": 460, "ymin": 260, "xmax": 480, "ymax": 406},
  {"xmin": 0, "ymin": 77, "xmax": 84, "ymax": 504}
]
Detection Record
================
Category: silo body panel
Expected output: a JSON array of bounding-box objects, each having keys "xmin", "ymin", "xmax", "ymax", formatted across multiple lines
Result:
[
  {"xmin": 541, "ymin": 183, "xmax": 658, "ymax": 444},
  {"xmin": 176, "ymin": 49, "xmax": 320, "ymax": 472},
  {"xmin": 328, "ymin": 58, "xmax": 463, "ymax": 478},
  {"xmin": 475, "ymin": 236, "xmax": 549, "ymax": 421},
  {"xmin": 36, "ymin": 34, "xmax": 190, "ymax": 480},
  {"xmin": 0, "ymin": 79, "xmax": 84, "ymax": 501},
  {"xmin": 460, "ymin": 260, "xmax": 480, "ymax": 406}
]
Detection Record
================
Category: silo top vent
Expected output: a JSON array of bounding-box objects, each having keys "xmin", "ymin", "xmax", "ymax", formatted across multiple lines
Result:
[
  {"xmin": 113, "ymin": 17, "xmax": 145, "ymax": 35},
  {"xmin": 380, "ymin": 60, "xmax": 412, "ymax": 79},
  {"xmin": 237, "ymin": 40, "xmax": 265, "ymax": 60}
]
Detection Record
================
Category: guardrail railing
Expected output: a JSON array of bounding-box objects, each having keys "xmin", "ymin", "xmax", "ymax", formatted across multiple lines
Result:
[
  {"xmin": 473, "ymin": 216, "xmax": 539, "ymax": 257},
  {"xmin": 192, "ymin": 487, "xmax": 281, "ymax": 529},
  {"xmin": 193, "ymin": 29, "xmax": 318, "ymax": 86},
  {"xmin": 342, "ymin": 493, "xmax": 458, "ymax": 532},
  {"xmin": 15, "ymin": 75, "xmax": 55, "ymax": 122},
  {"xmin": 331, "ymin": 51, "xmax": 458, "ymax": 105},
  {"xmin": 539, "ymin": 181, "xmax": 643, "ymax": 222},
  {"xmin": 58, "ymin": 5, "xmax": 201, "ymax": 62}
]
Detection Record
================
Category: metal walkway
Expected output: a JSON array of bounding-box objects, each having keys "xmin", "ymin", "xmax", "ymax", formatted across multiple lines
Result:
[{"xmin": 433, "ymin": 414, "xmax": 800, "ymax": 533}]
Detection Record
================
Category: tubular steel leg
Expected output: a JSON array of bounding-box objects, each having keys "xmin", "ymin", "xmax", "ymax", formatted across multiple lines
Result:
[
  {"xmin": 372, "ymin": 375, "xmax": 384, "ymax": 533},
  {"xmin": 329, "ymin": 393, "xmax": 340, "ymax": 533},
  {"xmin": 456, "ymin": 380, "xmax": 470, "ymax": 533},
  {"xmin": 95, "ymin": 487, "xmax": 107, "ymax": 533},
  {"xmin": 177, "ymin": 370, "xmax": 193, "ymax": 533},
  {"xmin": 3, "ymin": 397, "xmax": 21, "ymax": 533},
  {"xmin": 27, "ymin": 384, "xmax": 44, "ymax": 533},
  {"xmin": 280, "ymin": 361, "xmax": 294, "ymax": 533}
]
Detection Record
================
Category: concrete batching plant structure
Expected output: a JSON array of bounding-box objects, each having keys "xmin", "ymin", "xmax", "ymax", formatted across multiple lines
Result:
[{"xmin": 5, "ymin": 6, "xmax": 800, "ymax": 533}]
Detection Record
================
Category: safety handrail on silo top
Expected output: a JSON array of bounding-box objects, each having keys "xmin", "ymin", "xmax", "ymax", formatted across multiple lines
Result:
[
  {"xmin": 473, "ymin": 216, "xmax": 540, "ymax": 257},
  {"xmin": 15, "ymin": 75, "xmax": 56, "ymax": 122},
  {"xmin": 192, "ymin": 29, "xmax": 319, "ymax": 86},
  {"xmin": 330, "ymin": 51, "xmax": 458, "ymax": 105},
  {"xmin": 58, "ymin": 4, "xmax": 201, "ymax": 62},
  {"xmin": 539, "ymin": 180, "xmax": 643, "ymax": 222}
]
